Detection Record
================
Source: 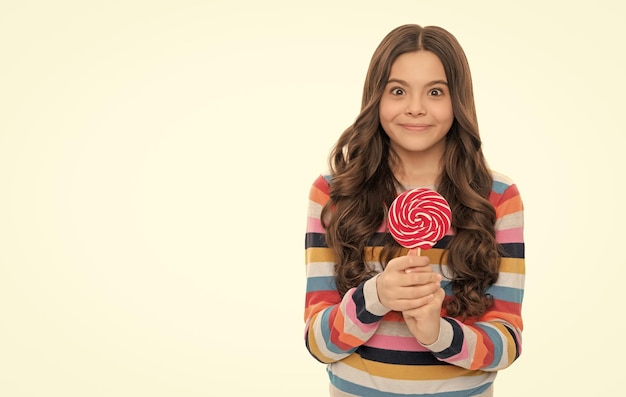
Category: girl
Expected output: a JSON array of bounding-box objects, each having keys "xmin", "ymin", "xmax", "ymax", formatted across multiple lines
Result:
[{"xmin": 304, "ymin": 24, "xmax": 525, "ymax": 396}]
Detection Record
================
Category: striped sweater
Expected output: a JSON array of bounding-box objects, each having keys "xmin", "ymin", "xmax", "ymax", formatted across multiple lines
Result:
[{"xmin": 304, "ymin": 171, "xmax": 525, "ymax": 396}]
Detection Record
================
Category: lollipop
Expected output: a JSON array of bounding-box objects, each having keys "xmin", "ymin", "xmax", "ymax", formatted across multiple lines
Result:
[{"xmin": 387, "ymin": 188, "xmax": 452, "ymax": 255}]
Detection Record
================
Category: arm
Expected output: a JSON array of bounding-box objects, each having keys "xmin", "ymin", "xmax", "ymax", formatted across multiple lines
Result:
[
  {"xmin": 304, "ymin": 175, "xmax": 390, "ymax": 363},
  {"xmin": 417, "ymin": 182, "xmax": 525, "ymax": 371}
]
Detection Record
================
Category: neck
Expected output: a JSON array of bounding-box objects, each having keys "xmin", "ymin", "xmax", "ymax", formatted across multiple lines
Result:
[
  {"xmin": 393, "ymin": 149, "xmax": 444, "ymax": 188},
  {"xmin": 396, "ymin": 167, "xmax": 440, "ymax": 188}
]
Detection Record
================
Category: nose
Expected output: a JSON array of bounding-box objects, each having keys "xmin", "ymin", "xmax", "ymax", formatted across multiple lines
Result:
[{"xmin": 405, "ymin": 95, "xmax": 426, "ymax": 116}]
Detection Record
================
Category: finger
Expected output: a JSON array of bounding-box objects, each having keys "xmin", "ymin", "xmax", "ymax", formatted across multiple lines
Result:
[
  {"xmin": 432, "ymin": 287, "xmax": 446, "ymax": 303},
  {"xmin": 396, "ymin": 293, "xmax": 435, "ymax": 312},
  {"xmin": 403, "ymin": 256, "xmax": 431, "ymax": 272},
  {"xmin": 395, "ymin": 282, "xmax": 442, "ymax": 300},
  {"xmin": 400, "ymin": 272, "xmax": 442, "ymax": 287},
  {"xmin": 402, "ymin": 292, "xmax": 445, "ymax": 316},
  {"xmin": 387, "ymin": 255, "xmax": 429, "ymax": 272},
  {"xmin": 404, "ymin": 265, "xmax": 432, "ymax": 274},
  {"xmin": 406, "ymin": 254, "xmax": 430, "ymax": 268}
]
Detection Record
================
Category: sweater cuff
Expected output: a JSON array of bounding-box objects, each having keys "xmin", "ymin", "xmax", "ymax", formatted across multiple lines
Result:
[
  {"xmin": 420, "ymin": 317, "xmax": 454, "ymax": 352},
  {"xmin": 363, "ymin": 275, "xmax": 391, "ymax": 317}
]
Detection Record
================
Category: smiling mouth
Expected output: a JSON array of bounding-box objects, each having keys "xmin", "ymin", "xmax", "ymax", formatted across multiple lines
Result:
[{"xmin": 399, "ymin": 124, "xmax": 431, "ymax": 131}]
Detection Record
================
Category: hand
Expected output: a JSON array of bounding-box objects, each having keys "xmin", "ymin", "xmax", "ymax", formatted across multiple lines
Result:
[
  {"xmin": 402, "ymin": 286, "xmax": 445, "ymax": 345},
  {"xmin": 376, "ymin": 254, "xmax": 442, "ymax": 312}
]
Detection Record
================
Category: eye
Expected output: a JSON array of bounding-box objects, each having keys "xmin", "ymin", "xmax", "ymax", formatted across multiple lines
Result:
[
  {"xmin": 390, "ymin": 87, "xmax": 405, "ymax": 96},
  {"xmin": 429, "ymin": 88, "xmax": 444, "ymax": 96}
]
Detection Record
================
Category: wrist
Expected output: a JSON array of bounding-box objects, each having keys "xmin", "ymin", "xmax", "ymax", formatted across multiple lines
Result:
[
  {"xmin": 420, "ymin": 317, "xmax": 453, "ymax": 351},
  {"xmin": 366, "ymin": 274, "xmax": 391, "ymax": 316},
  {"xmin": 414, "ymin": 318, "xmax": 441, "ymax": 346}
]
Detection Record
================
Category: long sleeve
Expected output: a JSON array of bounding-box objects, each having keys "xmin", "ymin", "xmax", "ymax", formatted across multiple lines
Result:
[
  {"xmin": 424, "ymin": 174, "xmax": 525, "ymax": 371},
  {"xmin": 304, "ymin": 175, "xmax": 390, "ymax": 363}
]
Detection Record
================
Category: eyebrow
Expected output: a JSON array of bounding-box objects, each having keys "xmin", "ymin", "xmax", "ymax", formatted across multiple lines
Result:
[{"xmin": 386, "ymin": 78, "xmax": 448, "ymax": 86}]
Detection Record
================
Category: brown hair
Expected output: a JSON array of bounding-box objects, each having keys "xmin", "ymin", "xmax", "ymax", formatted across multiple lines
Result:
[{"xmin": 321, "ymin": 24, "xmax": 501, "ymax": 319}]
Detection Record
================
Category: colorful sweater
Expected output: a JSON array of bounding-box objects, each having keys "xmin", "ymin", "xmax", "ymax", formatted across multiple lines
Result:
[{"xmin": 304, "ymin": 171, "xmax": 525, "ymax": 396}]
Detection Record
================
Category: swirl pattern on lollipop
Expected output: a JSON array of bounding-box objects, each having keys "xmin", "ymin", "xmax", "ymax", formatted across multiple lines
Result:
[{"xmin": 388, "ymin": 188, "xmax": 452, "ymax": 250}]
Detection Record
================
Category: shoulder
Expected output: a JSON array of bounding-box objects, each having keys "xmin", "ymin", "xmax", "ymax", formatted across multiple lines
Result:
[
  {"xmin": 490, "ymin": 170, "xmax": 517, "ymax": 194},
  {"xmin": 489, "ymin": 169, "xmax": 524, "ymax": 212},
  {"xmin": 309, "ymin": 174, "xmax": 333, "ymax": 206}
]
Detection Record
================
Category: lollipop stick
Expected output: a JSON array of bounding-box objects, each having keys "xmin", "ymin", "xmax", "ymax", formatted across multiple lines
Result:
[{"xmin": 408, "ymin": 248, "xmax": 421, "ymax": 256}]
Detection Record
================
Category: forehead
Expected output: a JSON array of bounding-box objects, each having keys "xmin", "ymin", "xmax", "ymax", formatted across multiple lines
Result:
[{"xmin": 388, "ymin": 51, "xmax": 447, "ymax": 82}]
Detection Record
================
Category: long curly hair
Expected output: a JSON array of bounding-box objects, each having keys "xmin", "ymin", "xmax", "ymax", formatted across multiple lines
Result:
[{"xmin": 321, "ymin": 24, "xmax": 501, "ymax": 320}]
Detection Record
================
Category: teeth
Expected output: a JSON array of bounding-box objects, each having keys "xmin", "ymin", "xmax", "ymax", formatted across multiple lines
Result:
[{"xmin": 387, "ymin": 187, "xmax": 451, "ymax": 250}]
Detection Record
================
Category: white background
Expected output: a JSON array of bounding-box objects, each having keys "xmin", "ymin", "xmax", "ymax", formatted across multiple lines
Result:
[{"xmin": 1, "ymin": 0, "xmax": 624, "ymax": 395}]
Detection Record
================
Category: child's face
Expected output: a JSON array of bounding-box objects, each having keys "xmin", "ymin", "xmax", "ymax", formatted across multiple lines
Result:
[{"xmin": 379, "ymin": 51, "xmax": 454, "ymax": 164}]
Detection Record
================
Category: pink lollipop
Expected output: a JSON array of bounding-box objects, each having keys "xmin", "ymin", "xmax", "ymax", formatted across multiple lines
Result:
[{"xmin": 388, "ymin": 188, "xmax": 452, "ymax": 255}]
